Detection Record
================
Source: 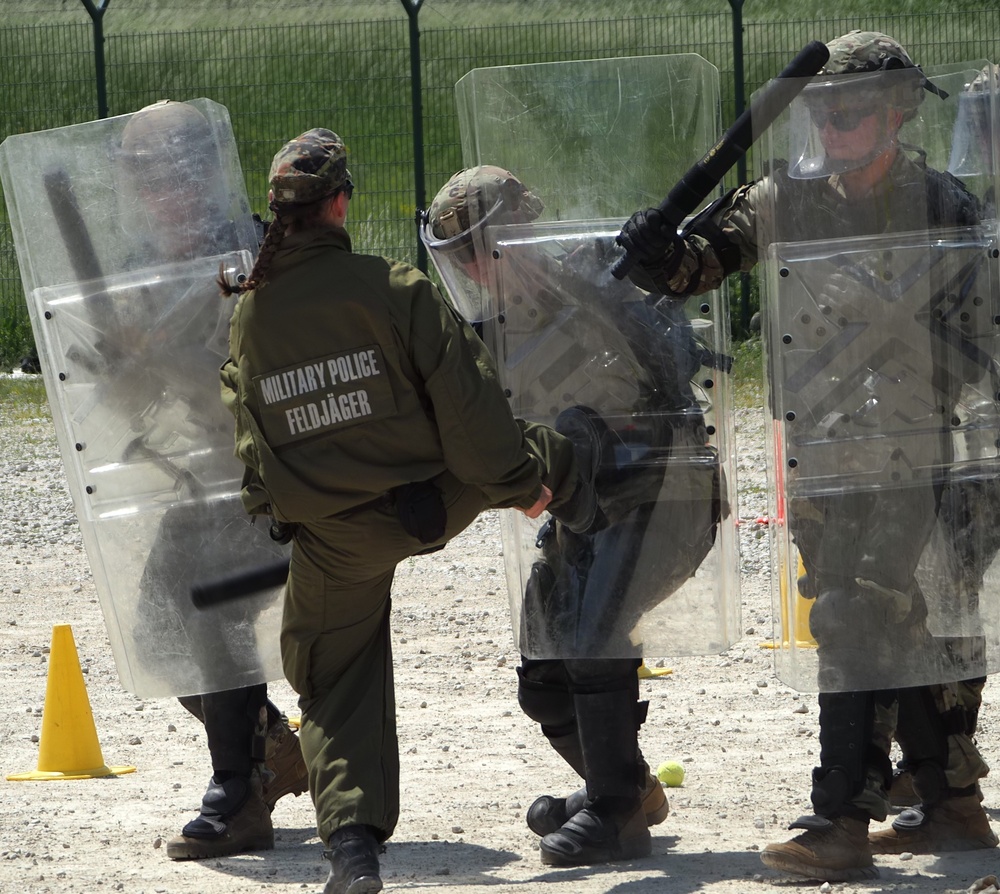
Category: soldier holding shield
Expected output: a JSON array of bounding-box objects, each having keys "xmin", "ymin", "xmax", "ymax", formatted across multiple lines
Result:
[
  {"xmin": 618, "ymin": 31, "xmax": 1000, "ymax": 880},
  {"xmin": 115, "ymin": 99, "xmax": 309, "ymax": 861},
  {"xmin": 882, "ymin": 61, "xmax": 1000, "ymax": 822},
  {"xmin": 423, "ymin": 165, "xmax": 725, "ymax": 866},
  {"xmin": 0, "ymin": 98, "xmax": 306, "ymax": 862}
]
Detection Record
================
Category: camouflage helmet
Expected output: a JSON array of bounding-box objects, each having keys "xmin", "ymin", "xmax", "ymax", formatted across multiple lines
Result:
[
  {"xmin": 822, "ymin": 31, "xmax": 919, "ymax": 76},
  {"xmin": 426, "ymin": 165, "xmax": 543, "ymax": 245},
  {"xmin": 268, "ymin": 128, "xmax": 352, "ymax": 208},
  {"xmin": 816, "ymin": 30, "xmax": 926, "ymax": 119},
  {"xmin": 120, "ymin": 100, "xmax": 216, "ymax": 182},
  {"xmin": 964, "ymin": 63, "xmax": 1000, "ymax": 95}
]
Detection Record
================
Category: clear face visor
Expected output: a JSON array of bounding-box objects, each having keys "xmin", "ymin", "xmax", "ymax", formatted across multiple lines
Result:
[
  {"xmin": 949, "ymin": 90, "xmax": 995, "ymax": 178},
  {"xmin": 420, "ymin": 196, "xmax": 507, "ymax": 323},
  {"xmin": 787, "ymin": 69, "xmax": 920, "ymax": 180}
]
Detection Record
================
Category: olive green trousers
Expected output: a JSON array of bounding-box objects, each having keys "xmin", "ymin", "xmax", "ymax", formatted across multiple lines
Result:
[{"xmin": 281, "ymin": 425, "xmax": 577, "ymax": 845}]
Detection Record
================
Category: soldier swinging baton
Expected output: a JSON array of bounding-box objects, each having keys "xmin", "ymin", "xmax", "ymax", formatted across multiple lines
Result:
[{"xmin": 612, "ymin": 40, "xmax": 830, "ymax": 279}]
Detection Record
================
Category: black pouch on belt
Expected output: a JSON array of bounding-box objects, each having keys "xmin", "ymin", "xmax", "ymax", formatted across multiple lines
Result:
[{"xmin": 393, "ymin": 480, "xmax": 447, "ymax": 544}]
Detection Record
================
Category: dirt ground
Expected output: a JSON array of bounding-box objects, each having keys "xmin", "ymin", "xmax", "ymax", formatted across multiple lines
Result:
[{"xmin": 3, "ymin": 387, "xmax": 1000, "ymax": 894}]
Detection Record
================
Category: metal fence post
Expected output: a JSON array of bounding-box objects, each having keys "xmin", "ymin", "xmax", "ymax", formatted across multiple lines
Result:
[
  {"xmin": 728, "ymin": 0, "xmax": 751, "ymax": 337},
  {"xmin": 79, "ymin": 0, "xmax": 111, "ymax": 119},
  {"xmin": 400, "ymin": 0, "xmax": 427, "ymax": 273}
]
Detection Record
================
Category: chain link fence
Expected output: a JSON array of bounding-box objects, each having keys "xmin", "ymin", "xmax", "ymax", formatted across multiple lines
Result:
[{"xmin": 1, "ymin": 7, "xmax": 999, "ymax": 365}]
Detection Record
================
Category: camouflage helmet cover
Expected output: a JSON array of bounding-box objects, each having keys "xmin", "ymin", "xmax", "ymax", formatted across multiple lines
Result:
[
  {"xmin": 965, "ymin": 63, "xmax": 1000, "ymax": 95},
  {"xmin": 427, "ymin": 165, "xmax": 544, "ymax": 244},
  {"xmin": 268, "ymin": 128, "xmax": 351, "ymax": 207},
  {"xmin": 814, "ymin": 30, "xmax": 925, "ymax": 117},
  {"xmin": 821, "ymin": 30, "xmax": 919, "ymax": 76},
  {"xmin": 120, "ymin": 100, "xmax": 216, "ymax": 181}
]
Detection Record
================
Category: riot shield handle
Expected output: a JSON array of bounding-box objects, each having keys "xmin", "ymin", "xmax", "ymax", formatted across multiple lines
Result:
[{"xmin": 612, "ymin": 40, "xmax": 830, "ymax": 280}]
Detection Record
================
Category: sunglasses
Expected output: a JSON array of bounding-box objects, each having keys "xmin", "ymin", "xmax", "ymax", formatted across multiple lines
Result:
[{"xmin": 809, "ymin": 105, "xmax": 879, "ymax": 132}]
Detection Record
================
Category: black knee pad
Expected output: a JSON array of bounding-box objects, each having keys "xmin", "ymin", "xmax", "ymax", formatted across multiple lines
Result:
[{"xmin": 517, "ymin": 665, "xmax": 574, "ymax": 730}]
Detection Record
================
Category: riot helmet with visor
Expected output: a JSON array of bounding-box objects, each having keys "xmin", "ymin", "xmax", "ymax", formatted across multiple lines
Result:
[
  {"xmin": 787, "ymin": 31, "xmax": 934, "ymax": 180},
  {"xmin": 421, "ymin": 165, "xmax": 543, "ymax": 322},
  {"xmin": 119, "ymin": 99, "xmax": 236, "ymax": 260}
]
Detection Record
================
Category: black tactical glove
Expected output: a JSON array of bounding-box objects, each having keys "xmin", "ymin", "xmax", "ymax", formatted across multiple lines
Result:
[{"xmin": 616, "ymin": 207, "xmax": 683, "ymax": 269}]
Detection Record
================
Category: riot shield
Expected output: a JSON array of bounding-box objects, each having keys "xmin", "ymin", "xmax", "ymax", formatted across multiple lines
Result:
[
  {"xmin": 0, "ymin": 99, "xmax": 286, "ymax": 698},
  {"xmin": 754, "ymin": 63, "xmax": 1000, "ymax": 690},
  {"xmin": 948, "ymin": 64, "xmax": 1000, "ymax": 201},
  {"xmin": 449, "ymin": 55, "xmax": 739, "ymax": 658},
  {"xmin": 455, "ymin": 55, "xmax": 720, "ymax": 222},
  {"xmin": 488, "ymin": 220, "xmax": 738, "ymax": 658}
]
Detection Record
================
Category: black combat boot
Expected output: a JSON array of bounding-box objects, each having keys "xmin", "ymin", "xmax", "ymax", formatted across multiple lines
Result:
[
  {"xmin": 538, "ymin": 689, "xmax": 651, "ymax": 866},
  {"xmin": 540, "ymin": 795, "xmax": 650, "ymax": 866},
  {"xmin": 527, "ymin": 757, "xmax": 668, "ymax": 837},
  {"xmin": 524, "ymin": 729, "xmax": 586, "ymax": 836},
  {"xmin": 323, "ymin": 825, "xmax": 383, "ymax": 894}
]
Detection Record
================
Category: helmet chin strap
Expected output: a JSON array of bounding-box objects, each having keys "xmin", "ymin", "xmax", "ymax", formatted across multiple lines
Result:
[{"xmin": 836, "ymin": 140, "xmax": 900, "ymax": 201}]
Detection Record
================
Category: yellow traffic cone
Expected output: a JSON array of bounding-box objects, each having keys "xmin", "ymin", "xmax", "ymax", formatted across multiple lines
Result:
[
  {"xmin": 761, "ymin": 554, "xmax": 817, "ymax": 650},
  {"xmin": 7, "ymin": 624, "xmax": 135, "ymax": 781},
  {"xmin": 759, "ymin": 421, "xmax": 817, "ymax": 651}
]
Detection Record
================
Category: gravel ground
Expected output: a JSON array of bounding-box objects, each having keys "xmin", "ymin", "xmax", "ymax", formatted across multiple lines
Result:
[{"xmin": 2, "ymin": 372, "xmax": 1000, "ymax": 894}]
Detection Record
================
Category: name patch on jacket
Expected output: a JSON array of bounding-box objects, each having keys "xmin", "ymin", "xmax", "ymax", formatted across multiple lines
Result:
[{"xmin": 253, "ymin": 346, "xmax": 396, "ymax": 446}]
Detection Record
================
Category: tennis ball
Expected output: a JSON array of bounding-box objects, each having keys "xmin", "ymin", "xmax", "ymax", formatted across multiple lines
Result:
[{"xmin": 656, "ymin": 760, "xmax": 685, "ymax": 787}]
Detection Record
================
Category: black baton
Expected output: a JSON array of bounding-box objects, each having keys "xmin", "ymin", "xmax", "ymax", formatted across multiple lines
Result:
[
  {"xmin": 612, "ymin": 40, "xmax": 831, "ymax": 279},
  {"xmin": 191, "ymin": 559, "xmax": 290, "ymax": 609}
]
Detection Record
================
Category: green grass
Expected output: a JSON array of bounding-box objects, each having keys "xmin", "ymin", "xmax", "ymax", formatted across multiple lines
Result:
[
  {"xmin": 731, "ymin": 337, "xmax": 765, "ymax": 409},
  {"xmin": 0, "ymin": 307, "xmax": 34, "ymax": 372},
  {"xmin": 2, "ymin": 2, "xmax": 998, "ymax": 366},
  {"xmin": 7, "ymin": 2, "xmax": 996, "ymax": 30},
  {"xmin": 0, "ymin": 374, "xmax": 47, "ymax": 422}
]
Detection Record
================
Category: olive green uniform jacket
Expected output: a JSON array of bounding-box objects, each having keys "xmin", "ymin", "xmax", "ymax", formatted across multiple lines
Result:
[{"xmin": 221, "ymin": 225, "xmax": 550, "ymax": 523}]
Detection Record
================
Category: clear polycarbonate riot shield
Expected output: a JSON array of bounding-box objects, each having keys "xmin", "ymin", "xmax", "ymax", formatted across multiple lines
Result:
[
  {"xmin": 0, "ymin": 99, "xmax": 286, "ymax": 698},
  {"xmin": 753, "ymin": 61, "xmax": 1000, "ymax": 690},
  {"xmin": 455, "ymin": 54, "xmax": 721, "ymax": 224},
  {"xmin": 450, "ymin": 55, "xmax": 739, "ymax": 659},
  {"xmin": 948, "ymin": 63, "xmax": 1000, "ymax": 204},
  {"xmin": 488, "ymin": 220, "xmax": 738, "ymax": 658}
]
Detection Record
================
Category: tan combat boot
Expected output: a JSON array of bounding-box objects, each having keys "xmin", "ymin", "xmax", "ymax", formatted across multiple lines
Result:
[
  {"xmin": 761, "ymin": 815, "xmax": 878, "ymax": 881},
  {"xmin": 889, "ymin": 769, "xmax": 984, "ymax": 810},
  {"xmin": 262, "ymin": 718, "xmax": 309, "ymax": 810},
  {"xmin": 167, "ymin": 770, "xmax": 274, "ymax": 860},
  {"xmin": 870, "ymin": 795, "xmax": 999, "ymax": 854}
]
